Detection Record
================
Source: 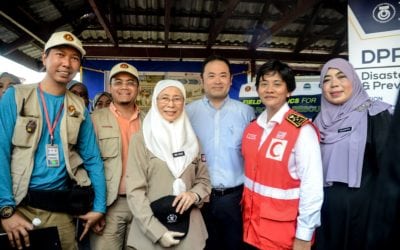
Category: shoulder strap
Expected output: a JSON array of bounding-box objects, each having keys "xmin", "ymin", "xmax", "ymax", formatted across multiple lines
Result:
[
  {"xmin": 14, "ymin": 84, "xmax": 39, "ymax": 117},
  {"xmin": 285, "ymin": 111, "xmax": 308, "ymax": 128}
]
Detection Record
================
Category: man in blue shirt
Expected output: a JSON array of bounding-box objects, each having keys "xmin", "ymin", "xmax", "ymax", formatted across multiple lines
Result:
[
  {"xmin": 186, "ymin": 55, "xmax": 255, "ymax": 250},
  {"xmin": 0, "ymin": 31, "xmax": 106, "ymax": 250}
]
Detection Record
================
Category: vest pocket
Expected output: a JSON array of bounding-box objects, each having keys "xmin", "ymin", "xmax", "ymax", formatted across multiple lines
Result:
[
  {"xmin": 66, "ymin": 116, "xmax": 83, "ymax": 145},
  {"xmin": 259, "ymin": 201, "xmax": 297, "ymax": 249},
  {"xmin": 11, "ymin": 116, "xmax": 39, "ymax": 201},
  {"xmin": 11, "ymin": 147, "xmax": 30, "ymax": 203},
  {"xmin": 99, "ymin": 136, "xmax": 119, "ymax": 181},
  {"xmin": 98, "ymin": 136, "xmax": 119, "ymax": 158},
  {"xmin": 12, "ymin": 116, "xmax": 38, "ymax": 147}
]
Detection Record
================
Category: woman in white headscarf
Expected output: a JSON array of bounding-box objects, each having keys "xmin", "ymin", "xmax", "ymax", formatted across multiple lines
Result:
[{"xmin": 125, "ymin": 79, "xmax": 211, "ymax": 250}]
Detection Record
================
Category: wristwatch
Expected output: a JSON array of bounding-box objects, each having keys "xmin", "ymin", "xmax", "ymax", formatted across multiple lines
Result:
[{"xmin": 0, "ymin": 206, "xmax": 16, "ymax": 219}]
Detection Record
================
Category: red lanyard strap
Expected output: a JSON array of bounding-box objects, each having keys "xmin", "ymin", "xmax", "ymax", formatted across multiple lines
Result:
[{"xmin": 39, "ymin": 84, "xmax": 64, "ymax": 145}]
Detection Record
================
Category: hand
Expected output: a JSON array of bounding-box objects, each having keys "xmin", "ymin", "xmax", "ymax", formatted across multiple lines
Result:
[
  {"xmin": 159, "ymin": 231, "xmax": 185, "ymax": 247},
  {"xmin": 172, "ymin": 191, "xmax": 197, "ymax": 214},
  {"xmin": 1, "ymin": 213, "xmax": 34, "ymax": 249},
  {"xmin": 293, "ymin": 238, "xmax": 312, "ymax": 250},
  {"xmin": 78, "ymin": 211, "xmax": 103, "ymax": 241},
  {"xmin": 91, "ymin": 217, "xmax": 106, "ymax": 235}
]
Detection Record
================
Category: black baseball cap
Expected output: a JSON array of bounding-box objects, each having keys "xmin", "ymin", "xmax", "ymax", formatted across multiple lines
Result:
[{"xmin": 150, "ymin": 195, "xmax": 192, "ymax": 237}]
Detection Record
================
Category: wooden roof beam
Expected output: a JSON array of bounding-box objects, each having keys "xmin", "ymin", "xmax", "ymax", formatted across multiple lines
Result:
[
  {"xmin": 0, "ymin": 36, "xmax": 33, "ymax": 55},
  {"xmin": 0, "ymin": 6, "xmax": 47, "ymax": 45},
  {"xmin": 250, "ymin": 0, "xmax": 322, "ymax": 49},
  {"xmin": 84, "ymin": 46, "xmax": 347, "ymax": 64},
  {"xmin": 207, "ymin": 0, "xmax": 241, "ymax": 48},
  {"xmin": 323, "ymin": 0, "xmax": 347, "ymax": 15},
  {"xmin": 293, "ymin": 2, "xmax": 323, "ymax": 53},
  {"xmin": 250, "ymin": 1, "xmax": 273, "ymax": 50},
  {"xmin": 87, "ymin": 0, "xmax": 118, "ymax": 45},
  {"xmin": 49, "ymin": 0, "xmax": 76, "ymax": 29},
  {"xmin": 331, "ymin": 32, "xmax": 347, "ymax": 55},
  {"xmin": 295, "ymin": 17, "xmax": 346, "ymax": 53},
  {"xmin": 1, "ymin": 3, "xmax": 84, "ymax": 52},
  {"xmin": 164, "ymin": 0, "xmax": 174, "ymax": 48},
  {"xmin": 3, "ymin": 50, "xmax": 42, "ymax": 71},
  {"xmin": 271, "ymin": 0, "xmax": 291, "ymax": 14}
]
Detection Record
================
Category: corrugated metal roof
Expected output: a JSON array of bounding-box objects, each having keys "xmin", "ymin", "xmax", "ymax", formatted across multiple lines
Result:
[{"xmin": 0, "ymin": 0, "xmax": 348, "ymax": 71}]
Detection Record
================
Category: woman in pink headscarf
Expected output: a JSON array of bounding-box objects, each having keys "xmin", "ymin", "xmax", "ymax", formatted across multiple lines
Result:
[{"xmin": 313, "ymin": 58, "xmax": 392, "ymax": 250}]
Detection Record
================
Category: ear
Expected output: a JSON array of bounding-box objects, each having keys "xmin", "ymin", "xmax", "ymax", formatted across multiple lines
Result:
[
  {"xmin": 41, "ymin": 52, "xmax": 47, "ymax": 68},
  {"xmin": 200, "ymin": 77, "xmax": 205, "ymax": 87}
]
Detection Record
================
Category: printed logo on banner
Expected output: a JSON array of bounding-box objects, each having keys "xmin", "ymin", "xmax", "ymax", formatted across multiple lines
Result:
[
  {"xmin": 373, "ymin": 3, "xmax": 396, "ymax": 23},
  {"xmin": 349, "ymin": 0, "xmax": 399, "ymax": 34}
]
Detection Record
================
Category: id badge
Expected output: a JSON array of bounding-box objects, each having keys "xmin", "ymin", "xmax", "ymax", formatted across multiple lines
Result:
[{"xmin": 46, "ymin": 144, "xmax": 60, "ymax": 167}]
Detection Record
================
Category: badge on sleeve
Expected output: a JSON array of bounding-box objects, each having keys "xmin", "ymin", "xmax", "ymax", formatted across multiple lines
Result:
[{"xmin": 46, "ymin": 144, "xmax": 60, "ymax": 167}]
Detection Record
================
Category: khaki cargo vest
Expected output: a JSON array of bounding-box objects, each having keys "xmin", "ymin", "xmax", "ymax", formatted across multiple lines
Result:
[
  {"xmin": 91, "ymin": 108, "xmax": 144, "ymax": 206},
  {"xmin": 12, "ymin": 84, "xmax": 91, "ymax": 205}
]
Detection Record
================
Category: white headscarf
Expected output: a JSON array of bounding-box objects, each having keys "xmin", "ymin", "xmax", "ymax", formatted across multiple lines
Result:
[{"xmin": 143, "ymin": 80, "xmax": 199, "ymax": 195}]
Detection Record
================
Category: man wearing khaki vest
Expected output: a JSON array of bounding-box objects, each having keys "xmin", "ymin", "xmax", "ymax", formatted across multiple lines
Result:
[
  {"xmin": 0, "ymin": 31, "xmax": 106, "ymax": 250},
  {"xmin": 91, "ymin": 62, "xmax": 144, "ymax": 250}
]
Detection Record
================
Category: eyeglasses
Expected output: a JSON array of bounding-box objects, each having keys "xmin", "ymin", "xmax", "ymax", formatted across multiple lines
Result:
[
  {"xmin": 111, "ymin": 80, "xmax": 138, "ymax": 87},
  {"xmin": 157, "ymin": 96, "xmax": 184, "ymax": 105}
]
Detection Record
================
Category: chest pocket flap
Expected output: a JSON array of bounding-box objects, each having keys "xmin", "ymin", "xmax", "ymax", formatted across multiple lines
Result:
[
  {"xmin": 12, "ymin": 116, "xmax": 39, "ymax": 147},
  {"xmin": 97, "ymin": 127, "xmax": 119, "ymax": 158}
]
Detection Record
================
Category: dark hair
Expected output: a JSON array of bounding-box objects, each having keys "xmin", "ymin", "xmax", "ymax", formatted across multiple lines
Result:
[
  {"xmin": 201, "ymin": 55, "xmax": 232, "ymax": 77},
  {"xmin": 255, "ymin": 59, "xmax": 296, "ymax": 93},
  {"xmin": 0, "ymin": 72, "xmax": 21, "ymax": 85}
]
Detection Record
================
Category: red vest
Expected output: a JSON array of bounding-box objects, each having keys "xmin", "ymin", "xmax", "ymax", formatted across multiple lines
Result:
[{"xmin": 242, "ymin": 110, "xmax": 315, "ymax": 250}]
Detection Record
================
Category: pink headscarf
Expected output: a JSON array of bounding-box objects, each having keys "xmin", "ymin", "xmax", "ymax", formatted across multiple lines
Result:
[{"xmin": 313, "ymin": 58, "xmax": 391, "ymax": 187}]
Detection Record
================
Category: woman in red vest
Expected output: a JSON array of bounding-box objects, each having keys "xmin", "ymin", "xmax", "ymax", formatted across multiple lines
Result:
[{"xmin": 242, "ymin": 59, "xmax": 323, "ymax": 250}]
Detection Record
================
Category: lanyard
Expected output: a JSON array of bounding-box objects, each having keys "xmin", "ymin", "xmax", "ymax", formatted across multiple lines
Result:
[{"xmin": 39, "ymin": 84, "xmax": 64, "ymax": 145}]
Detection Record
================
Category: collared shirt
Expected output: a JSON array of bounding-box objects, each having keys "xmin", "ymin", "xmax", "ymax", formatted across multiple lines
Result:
[
  {"xmin": 186, "ymin": 96, "xmax": 255, "ymax": 188},
  {"xmin": 0, "ymin": 87, "xmax": 106, "ymax": 213},
  {"xmin": 256, "ymin": 103, "xmax": 323, "ymax": 241},
  {"xmin": 109, "ymin": 102, "xmax": 140, "ymax": 194}
]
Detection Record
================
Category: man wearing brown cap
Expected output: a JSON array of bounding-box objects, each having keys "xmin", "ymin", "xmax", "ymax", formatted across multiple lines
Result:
[
  {"xmin": 0, "ymin": 31, "xmax": 106, "ymax": 250},
  {"xmin": 91, "ymin": 62, "xmax": 145, "ymax": 249}
]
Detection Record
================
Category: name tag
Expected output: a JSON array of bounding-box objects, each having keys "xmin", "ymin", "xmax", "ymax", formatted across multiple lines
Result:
[
  {"xmin": 172, "ymin": 151, "xmax": 185, "ymax": 158},
  {"xmin": 338, "ymin": 127, "xmax": 352, "ymax": 133},
  {"xmin": 46, "ymin": 144, "xmax": 60, "ymax": 167}
]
